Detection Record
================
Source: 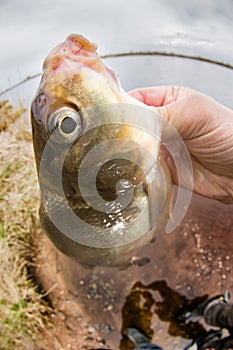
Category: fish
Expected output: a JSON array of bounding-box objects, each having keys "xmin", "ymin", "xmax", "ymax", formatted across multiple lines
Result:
[{"xmin": 31, "ymin": 34, "xmax": 173, "ymax": 268}]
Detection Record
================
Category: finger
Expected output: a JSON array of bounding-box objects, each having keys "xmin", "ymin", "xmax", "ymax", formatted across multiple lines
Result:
[
  {"xmin": 129, "ymin": 87, "xmax": 212, "ymax": 137},
  {"xmin": 128, "ymin": 86, "xmax": 170, "ymax": 106},
  {"xmin": 128, "ymin": 86, "xmax": 189, "ymax": 107},
  {"xmin": 129, "ymin": 86, "xmax": 194, "ymax": 138}
]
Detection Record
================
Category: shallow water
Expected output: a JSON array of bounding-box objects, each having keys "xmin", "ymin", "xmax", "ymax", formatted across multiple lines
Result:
[{"xmin": 37, "ymin": 193, "xmax": 233, "ymax": 349}]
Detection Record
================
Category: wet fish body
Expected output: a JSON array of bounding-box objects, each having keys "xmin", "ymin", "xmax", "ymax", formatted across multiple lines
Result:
[{"xmin": 31, "ymin": 34, "xmax": 173, "ymax": 268}]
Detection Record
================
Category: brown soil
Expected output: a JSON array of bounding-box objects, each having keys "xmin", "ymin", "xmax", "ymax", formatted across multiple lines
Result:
[{"xmin": 34, "ymin": 194, "xmax": 233, "ymax": 350}]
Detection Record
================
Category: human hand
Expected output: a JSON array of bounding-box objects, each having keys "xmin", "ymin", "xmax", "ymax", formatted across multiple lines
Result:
[{"xmin": 129, "ymin": 86, "xmax": 233, "ymax": 204}]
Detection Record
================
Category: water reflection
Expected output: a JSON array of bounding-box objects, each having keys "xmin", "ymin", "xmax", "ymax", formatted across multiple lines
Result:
[
  {"xmin": 43, "ymin": 191, "xmax": 233, "ymax": 349},
  {"xmin": 120, "ymin": 280, "xmax": 208, "ymax": 349}
]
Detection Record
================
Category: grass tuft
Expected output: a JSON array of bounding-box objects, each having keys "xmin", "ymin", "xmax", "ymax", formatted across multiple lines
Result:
[
  {"xmin": 0, "ymin": 102, "xmax": 51, "ymax": 350},
  {"xmin": 0, "ymin": 100, "xmax": 25, "ymax": 132}
]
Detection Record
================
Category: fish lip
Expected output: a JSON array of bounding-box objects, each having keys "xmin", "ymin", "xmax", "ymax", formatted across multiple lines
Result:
[
  {"xmin": 43, "ymin": 34, "xmax": 98, "ymax": 71},
  {"xmin": 47, "ymin": 33, "xmax": 97, "ymax": 58},
  {"xmin": 63, "ymin": 33, "xmax": 97, "ymax": 53}
]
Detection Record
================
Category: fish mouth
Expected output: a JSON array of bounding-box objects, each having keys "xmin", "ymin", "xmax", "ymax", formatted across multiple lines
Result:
[
  {"xmin": 60, "ymin": 34, "xmax": 97, "ymax": 54},
  {"xmin": 43, "ymin": 34, "xmax": 99, "ymax": 72},
  {"xmin": 41, "ymin": 33, "xmax": 121, "ymax": 99}
]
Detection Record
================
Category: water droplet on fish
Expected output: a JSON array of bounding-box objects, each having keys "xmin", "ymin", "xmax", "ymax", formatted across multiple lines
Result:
[
  {"xmin": 116, "ymin": 179, "xmax": 133, "ymax": 194},
  {"xmin": 110, "ymin": 221, "xmax": 126, "ymax": 233}
]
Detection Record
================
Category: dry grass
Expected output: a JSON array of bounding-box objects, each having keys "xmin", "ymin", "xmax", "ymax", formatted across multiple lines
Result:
[
  {"xmin": 0, "ymin": 100, "xmax": 25, "ymax": 132},
  {"xmin": 0, "ymin": 101, "xmax": 51, "ymax": 350}
]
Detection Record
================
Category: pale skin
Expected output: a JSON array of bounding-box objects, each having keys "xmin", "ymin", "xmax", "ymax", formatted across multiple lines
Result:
[{"xmin": 129, "ymin": 86, "xmax": 233, "ymax": 204}]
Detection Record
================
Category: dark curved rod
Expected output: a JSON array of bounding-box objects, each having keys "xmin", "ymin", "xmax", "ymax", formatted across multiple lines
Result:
[{"xmin": 1, "ymin": 51, "xmax": 233, "ymax": 97}]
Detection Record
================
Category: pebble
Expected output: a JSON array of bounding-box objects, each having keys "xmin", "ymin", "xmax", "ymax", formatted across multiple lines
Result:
[
  {"xmin": 85, "ymin": 336, "xmax": 94, "ymax": 342},
  {"xmin": 97, "ymin": 337, "xmax": 106, "ymax": 345},
  {"xmin": 87, "ymin": 326, "xmax": 95, "ymax": 334},
  {"xmin": 95, "ymin": 323, "xmax": 100, "ymax": 331},
  {"xmin": 104, "ymin": 324, "xmax": 114, "ymax": 332}
]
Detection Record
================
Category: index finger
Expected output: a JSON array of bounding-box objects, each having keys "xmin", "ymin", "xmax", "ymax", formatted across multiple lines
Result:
[{"xmin": 128, "ymin": 86, "xmax": 191, "ymax": 107}]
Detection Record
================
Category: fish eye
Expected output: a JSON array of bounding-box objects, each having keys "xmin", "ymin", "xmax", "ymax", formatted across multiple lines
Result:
[
  {"xmin": 59, "ymin": 114, "xmax": 78, "ymax": 135},
  {"xmin": 48, "ymin": 106, "xmax": 83, "ymax": 142}
]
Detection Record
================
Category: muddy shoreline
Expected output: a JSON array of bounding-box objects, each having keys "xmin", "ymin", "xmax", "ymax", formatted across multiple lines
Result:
[{"xmin": 35, "ymin": 193, "xmax": 233, "ymax": 349}]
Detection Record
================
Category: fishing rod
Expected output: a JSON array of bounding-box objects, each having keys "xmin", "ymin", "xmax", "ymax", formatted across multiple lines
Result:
[{"xmin": 1, "ymin": 51, "xmax": 233, "ymax": 97}]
